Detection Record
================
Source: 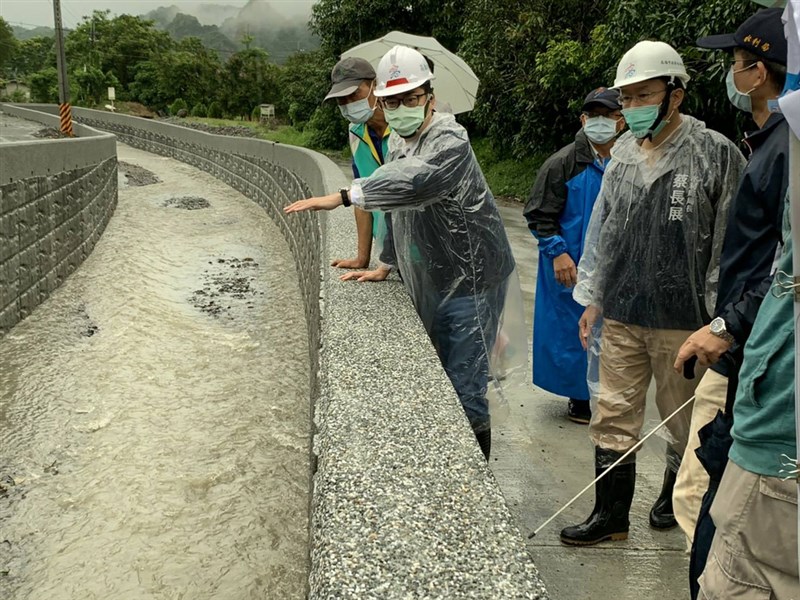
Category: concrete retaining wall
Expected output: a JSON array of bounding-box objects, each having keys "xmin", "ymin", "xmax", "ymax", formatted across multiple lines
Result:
[
  {"xmin": 0, "ymin": 105, "xmax": 117, "ymax": 335},
  {"xmin": 11, "ymin": 106, "xmax": 549, "ymax": 599}
]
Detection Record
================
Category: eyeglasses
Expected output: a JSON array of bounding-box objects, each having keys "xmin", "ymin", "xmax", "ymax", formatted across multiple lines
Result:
[
  {"xmin": 583, "ymin": 111, "xmax": 623, "ymax": 120},
  {"xmin": 719, "ymin": 56, "xmax": 759, "ymax": 71},
  {"xmin": 381, "ymin": 93, "xmax": 429, "ymax": 111},
  {"xmin": 619, "ymin": 89, "xmax": 668, "ymax": 107}
]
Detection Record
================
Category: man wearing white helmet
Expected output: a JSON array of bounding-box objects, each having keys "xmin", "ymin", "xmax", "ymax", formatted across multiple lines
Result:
[
  {"xmin": 564, "ymin": 41, "xmax": 745, "ymax": 546},
  {"xmin": 284, "ymin": 45, "xmax": 519, "ymax": 460}
]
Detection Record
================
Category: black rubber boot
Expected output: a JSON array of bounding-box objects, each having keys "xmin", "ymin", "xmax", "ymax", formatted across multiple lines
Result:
[
  {"xmin": 567, "ymin": 399, "xmax": 592, "ymax": 424},
  {"xmin": 560, "ymin": 448, "xmax": 636, "ymax": 546},
  {"xmin": 649, "ymin": 448, "xmax": 680, "ymax": 530},
  {"xmin": 475, "ymin": 428, "xmax": 491, "ymax": 461}
]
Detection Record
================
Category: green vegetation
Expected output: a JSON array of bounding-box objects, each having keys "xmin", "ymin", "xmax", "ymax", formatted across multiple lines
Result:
[
  {"xmin": 1, "ymin": 0, "xmax": 757, "ymax": 198},
  {"xmin": 191, "ymin": 102, "xmax": 208, "ymax": 118},
  {"xmin": 207, "ymin": 101, "xmax": 224, "ymax": 119},
  {"xmin": 169, "ymin": 98, "xmax": 188, "ymax": 116},
  {"xmin": 471, "ymin": 138, "xmax": 544, "ymax": 200}
]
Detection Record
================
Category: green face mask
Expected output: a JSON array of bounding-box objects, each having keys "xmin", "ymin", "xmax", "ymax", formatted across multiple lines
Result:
[
  {"xmin": 385, "ymin": 104, "xmax": 427, "ymax": 137},
  {"xmin": 621, "ymin": 104, "xmax": 668, "ymax": 139}
]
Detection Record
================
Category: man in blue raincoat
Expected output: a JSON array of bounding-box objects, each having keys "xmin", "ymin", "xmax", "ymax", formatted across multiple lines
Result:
[{"xmin": 523, "ymin": 88, "xmax": 624, "ymax": 424}]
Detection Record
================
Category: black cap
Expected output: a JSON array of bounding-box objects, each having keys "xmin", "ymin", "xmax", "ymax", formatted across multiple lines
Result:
[
  {"xmin": 582, "ymin": 87, "xmax": 622, "ymax": 112},
  {"xmin": 325, "ymin": 57, "xmax": 376, "ymax": 100},
  {"xmin": 697, "ymin": 8, "xmax": 787, "ymax": 66}
]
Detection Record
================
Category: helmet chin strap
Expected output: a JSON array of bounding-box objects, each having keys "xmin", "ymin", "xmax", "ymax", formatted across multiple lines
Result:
[{"xmin": 645, "ymin": 78, "xmax": 676, "ymax": 141}]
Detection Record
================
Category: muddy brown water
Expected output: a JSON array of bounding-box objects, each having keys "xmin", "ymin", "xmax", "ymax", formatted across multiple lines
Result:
[{"xmin": 0, "ymin": 144, "xmax": 311, "ymax": 600}]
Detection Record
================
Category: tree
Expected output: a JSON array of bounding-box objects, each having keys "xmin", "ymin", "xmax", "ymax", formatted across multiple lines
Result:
[
  {"xmin": 0, "ymin": 17, "xmax": 19, "ymax": 75},
  {"xmin": 129, "ymin": 60, "xmax": 170, "ymax": 110},
  {"xmin": 277, "ymin": 49, "xmax": 335, "ymax": 128},
  {"xmin": 191, "ymin": 102, "xmax": 208, "ymax": 117},
  {"xmin": 7, "ymin": 36, "xmax": 55, "ymax": 77},
  {"xmin": 305, "ymin": 102, "xmax": 348, "ymax": 150},
  {"xmin": 208, "ymin": 101, "xmax": 224, "ymax": 118},
  {"xmin": 28, "ymin": 67, "xmax": 59, "ymax": 103},
  {"xmin": 72, "ymin": 65, "xmax": 107, "ymax": 105},
  {"xmin": 129, "ymin": 37, "xmax": 222, "ymax": 112},
  {"xmin": 310, "ymin": 0, "xmax": 465, "ymax": 57},
  {"xmin": 221, "ymin": 48, "xmax": 280, "ymax": 118},
  {"xmin": 65, "ymin": 11, "xmax": 173, "ymax": 94},
  {"xmin": 170, "ymin": 98, "xmax": 188, "ymax": 116},
  {"xmin": 459, "ymin": 0, "xmax": 611, "ymax": 157},
  {"xmin": 460, "ymin": 0, "xmax": 754, "ymax": 158}
]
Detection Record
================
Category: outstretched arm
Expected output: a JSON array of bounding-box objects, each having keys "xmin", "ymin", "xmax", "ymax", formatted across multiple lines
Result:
[{"xmin": 284, "ymin": 192, "xmax": 343, "ymax": 214}]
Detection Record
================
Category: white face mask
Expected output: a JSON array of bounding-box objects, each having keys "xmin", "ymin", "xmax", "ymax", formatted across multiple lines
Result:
[
  {"xmin": 339, "ymin": 97, "xmax": 375, "ymax": 124},
  {"xmin": 583, "ymin": 116, "xmax": 620, "ymax": 144},
  {"xmin": 338, "ymin": 83, "xmax": 376, "ymax": 124}
]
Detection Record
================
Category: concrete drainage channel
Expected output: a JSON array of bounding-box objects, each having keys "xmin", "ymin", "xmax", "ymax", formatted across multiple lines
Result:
[{"xmin": 1, "ymin": 104, "xmax": 549, "ymax": 599}]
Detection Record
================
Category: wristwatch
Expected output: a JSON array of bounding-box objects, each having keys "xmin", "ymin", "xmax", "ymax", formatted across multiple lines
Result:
[
  {"xmin": 709, "ymin": 317, "xmax": 735, "ymax": 345},
  {"xmin": 339, "ymin": 188, "xmax": 351, "ymax": 207}
]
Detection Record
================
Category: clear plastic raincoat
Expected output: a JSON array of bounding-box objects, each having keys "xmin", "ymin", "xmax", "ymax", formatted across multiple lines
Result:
[
  {"xmin": 350, "ymin": 112, "xmax": 526, "ymax": 431},
  {"xmin": 573, "ymin": 116, "xmax": 746, "ymax": 460}
]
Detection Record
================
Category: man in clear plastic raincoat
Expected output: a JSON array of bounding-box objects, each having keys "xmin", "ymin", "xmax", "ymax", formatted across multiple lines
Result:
[
  {"xmin": 284, "ymin": 45, "xmax": 523, "ymax": 461},
  {"xmin": 524, "ymin": 87, "xmax": 624, "ymax": 425},
  {"xmin": 564, "ymin": 41, "xmax": 746, "ymax": 546}
]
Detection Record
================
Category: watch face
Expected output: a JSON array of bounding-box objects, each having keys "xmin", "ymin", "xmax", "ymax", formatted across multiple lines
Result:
[{"xmin": 710, "ymin": 318, "xmax": 724, "ymax": 334}]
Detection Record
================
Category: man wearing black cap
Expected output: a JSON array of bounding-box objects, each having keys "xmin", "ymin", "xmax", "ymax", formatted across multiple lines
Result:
[
  {"xmin": 523, "ymin": 87, "xmax": 624, "ymax": 424},
  {"xmin": 324, "ymin": 57, "xmax": 391, "ymax": 271},
  {"xmin": 670, "ymin": 8, "xmax": 791, "ymax": 598}
]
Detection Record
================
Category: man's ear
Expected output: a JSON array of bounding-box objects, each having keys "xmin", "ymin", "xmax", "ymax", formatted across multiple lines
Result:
[
  {"xmin": 670, "ymin": 87, "xmax": 685, "ymax": 111},
  {"xmin": 753, "ymin": 61, "xmax": 770, "ymax": 93}
]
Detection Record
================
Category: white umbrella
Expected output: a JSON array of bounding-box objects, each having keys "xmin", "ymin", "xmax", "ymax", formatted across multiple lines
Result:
[{"xmin": 341, "ymin": 31, "xmax": 480, "ymax": 115}]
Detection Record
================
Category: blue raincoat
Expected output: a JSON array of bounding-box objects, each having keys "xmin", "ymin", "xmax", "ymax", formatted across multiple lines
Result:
[{"xmin": 523, "ymin": 130, "xmax": 606, "ymax": 400}]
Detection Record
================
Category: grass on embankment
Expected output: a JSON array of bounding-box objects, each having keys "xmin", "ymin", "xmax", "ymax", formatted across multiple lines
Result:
[
  {"xmin": 185, "ymin": 117, "xmax": 544, "ymax": 202},
  {"xmin": 470, "ymin": 138, "xmax": 545, "ymax": 202}
]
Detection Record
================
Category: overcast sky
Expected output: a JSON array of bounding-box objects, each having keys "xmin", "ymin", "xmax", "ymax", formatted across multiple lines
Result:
[{"xmin": 1, "ymin": 0, "xmax": 314, "ymax": 29}]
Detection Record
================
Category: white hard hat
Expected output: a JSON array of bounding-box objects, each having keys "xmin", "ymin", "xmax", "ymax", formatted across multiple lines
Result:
[
  {"xmin": 374, "ymin": 45, "xmax": 436, "ymax": 97},
  {"xmin": 613, "ymin": 41, "xmax": 691, "ymax": 89}
]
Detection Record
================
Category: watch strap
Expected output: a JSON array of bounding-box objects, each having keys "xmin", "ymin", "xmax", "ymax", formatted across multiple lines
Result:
[{"xmin": 339, "ymin": 188, "xmax": 351, "ymax": 207}]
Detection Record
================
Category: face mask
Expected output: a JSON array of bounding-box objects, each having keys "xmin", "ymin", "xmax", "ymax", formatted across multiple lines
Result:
[
  {"xmin": 385, "ymin": 104, "xmax": 427, "ymax": 137},
  {"xmin": 621, "ymin": 104, "xmax": 670, "ymax": 139},
  {"xmin": 583, "ymin": 116, "xmax": 620, "ymax": 144},
  {"xmin": 339, "ymin": 97, "xmax": 375, "ymax": 124},
  {"xmin": 726, "ymin": 67, "xmax": 755, "ymax": 113}
]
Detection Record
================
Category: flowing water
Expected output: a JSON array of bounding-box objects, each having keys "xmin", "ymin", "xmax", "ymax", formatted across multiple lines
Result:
[{"xmin": 0, "ymin": 144, "xmax": 311, "ymax": 600}]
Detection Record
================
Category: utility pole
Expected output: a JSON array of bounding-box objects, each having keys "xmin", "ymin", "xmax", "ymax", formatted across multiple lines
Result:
[{"xmin": 52, "ymin": 0, "xmax": 74, "ymax": 136}]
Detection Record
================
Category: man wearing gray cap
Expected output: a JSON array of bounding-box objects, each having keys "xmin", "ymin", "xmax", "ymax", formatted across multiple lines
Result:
[{"xmin": 324, "ymin": 57, "xmax": 391, "ymax": 271}]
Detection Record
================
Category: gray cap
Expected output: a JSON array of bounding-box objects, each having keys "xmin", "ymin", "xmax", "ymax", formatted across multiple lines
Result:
[{"xmin": 324, "ymin": 57, "xmax": 376, "ymax": 101}]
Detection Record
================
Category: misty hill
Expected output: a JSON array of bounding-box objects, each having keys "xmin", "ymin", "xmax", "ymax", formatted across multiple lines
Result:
[
  {"xmin": 12, "ymin": 25, "xmax": 56, "ymax": 40},
  {"xmin": 144, "ymin": 0, "xmax": 317, "ymax": 64},
  {"xmin": 219, "ymin": 0, "xmax": 318, "ymax": 63},
  {"xmin": 146, "ymin": 4, "xmax": 240, "ymax": 28},
  {"xmin": 164, "ymin": 13, "xmax": 238, "ymax": 55}
]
